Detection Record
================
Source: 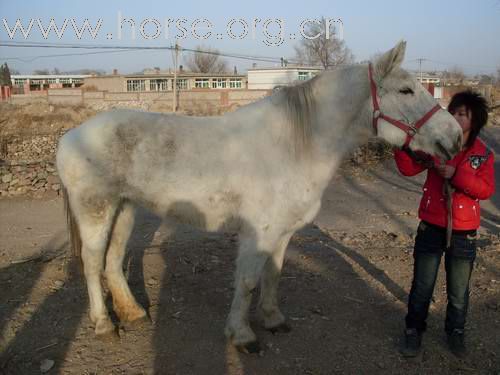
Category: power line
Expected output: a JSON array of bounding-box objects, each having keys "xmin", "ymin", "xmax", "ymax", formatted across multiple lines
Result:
[
  {"xmin": 406, "ymin": 57, "xmax": 498, "ymax": 71},
  {"xmin": 2, "ymin": 49, "xmax": 136, "ymax": 63},
  {"xmin": 0, "ymin": 41, "xmax": 304, "ymax": 65}
]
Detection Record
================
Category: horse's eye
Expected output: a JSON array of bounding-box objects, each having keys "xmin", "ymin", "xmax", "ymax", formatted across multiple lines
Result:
[{"xmin": 399, "ymin": 87, "xmax": 414, "ymax": 95}]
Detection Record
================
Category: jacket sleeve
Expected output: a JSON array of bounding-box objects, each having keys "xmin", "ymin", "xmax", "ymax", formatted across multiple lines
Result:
[
  {"xmin": 451, "ymin": 151, "xmax": 495, "ymax": 200},
  {"xmin": 394, "ymin": 148, "xmax": 428, "ymax": 176}
]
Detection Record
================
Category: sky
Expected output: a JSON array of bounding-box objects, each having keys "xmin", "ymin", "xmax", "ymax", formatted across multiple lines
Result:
[{"xmin": 1, "ymin": 0, "xmax": 499, "ymax": 76}]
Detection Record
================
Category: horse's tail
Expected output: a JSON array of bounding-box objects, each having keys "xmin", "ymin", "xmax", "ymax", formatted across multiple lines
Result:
[{"xmin": 62, "ymin": 186, "xmax": 82, "ymax": 261}]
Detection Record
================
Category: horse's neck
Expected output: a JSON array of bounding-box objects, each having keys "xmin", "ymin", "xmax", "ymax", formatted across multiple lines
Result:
[{"xmin": 311, "ymin": 65, "xmax": 373, "ymax": 171}]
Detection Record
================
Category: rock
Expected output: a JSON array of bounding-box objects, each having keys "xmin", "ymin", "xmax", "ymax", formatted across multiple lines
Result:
[
  {"xmin": 37, "ymin": 171, "xmax": 48, "ymax": 180},
  {"xmin": 47, "ymin": 175, "xmax": 59, "ymax": 184},
  {"xmin": 17, "ymin": 177, "xmax": 31, "ymax": 186},
  {"xmin": 1, "ymin": 173, "xmax": 12, "ymax": 183},
  {"xmin": 147, "ymin": 277, "xmax": 158, "ymax": 286},
  {"xmin": 40, "ymin": 359, "xmax": 54, "ymax": 373},
  {"xmin": 54, "ymin": 280, "xmax": 65, "ymax": 288},
  {"xmin": 51, "ymin": 183, "xmax": 61, "ymax": 191}
]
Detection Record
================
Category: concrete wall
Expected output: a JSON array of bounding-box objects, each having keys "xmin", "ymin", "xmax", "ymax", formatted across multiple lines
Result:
[
  {"xmin": 84, "ymin": 76, "xmax": 124, "ymax": 92},
  {"xmin": 10, "ymin": 94, "xmax": 48, "ymax": 105},
  {"xmin": 47, "ymin": 88, "xmax": 83, "ymax": 105},
  {"xmin": 11, "ymin": 88, "xmax": 273, "ymax": 110}
]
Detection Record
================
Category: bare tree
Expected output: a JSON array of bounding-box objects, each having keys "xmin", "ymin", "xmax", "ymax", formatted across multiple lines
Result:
[
  {"xmin": 0, "ymin": 63, "xmax": 12, "ymax": 86},
  {"xmin": 442, "ymin": 66, "xmax": 465, "ymax": 85},
  {"xmin": 477, "ymin": 74, "xmax": 494, "ymax": 85},
  {"xmin": 184, "ymin": 46, "xmax": 228, "ymax": 73},
  {"xmin": 294, "ymin": 16, "xmax": 354, "ymax": 69},
  {"xmin": 33, "ymin": 69, "xmax": 50, "ymax": 75}
]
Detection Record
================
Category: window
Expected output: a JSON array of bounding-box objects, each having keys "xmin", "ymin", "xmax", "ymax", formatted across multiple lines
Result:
[
  {"xmin": 176, "ymin": 79, "xmax": 187, "ymax": 90},
  {"xmin": 150, "ymin": 79, "xmax": 169, "ymax": 91},
  {"xmin": 298, "ymin": 71, "xmax": 310, "ymax": 81},
  {"xmin": 127, "ymin": 79, "xmax": 146, "ymax": 92},
  {"xmin": 229, "ymin": 78, "xmax": 242, "ymax": 89},
  {"xmin": 212, "ymin": 78, "xmax": 227, "ymax": 89},
  {"xmin": 47, "ymin": 78, "xmax": 57, "ymax": 84},
  {"xmin": 14, "ymin": 79, "xmax": 26, "ymax": 87},
  {"xmin": 194, "ymin": 78, "xmax": 210, "ymax": 88}
]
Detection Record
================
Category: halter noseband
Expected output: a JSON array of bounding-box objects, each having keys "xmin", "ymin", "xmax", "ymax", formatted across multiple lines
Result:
[{"xmin": 368, "ymin": 63, "xmax": 442, "ymax": 148}]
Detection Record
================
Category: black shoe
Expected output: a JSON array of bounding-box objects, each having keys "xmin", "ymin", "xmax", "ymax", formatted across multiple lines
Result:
[
  {"xmin": 447, "ymin": 329, "xmax": 466, "ymax": 358},
  {"xmin": 400, "ymin": 328, "xmax": 422, "ymax": 358}
]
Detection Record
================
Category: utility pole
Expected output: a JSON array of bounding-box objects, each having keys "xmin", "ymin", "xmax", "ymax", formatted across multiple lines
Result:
[
  {"xmin": 172, "ymin": 41, "xmax": 180, "ymax": 113},
  {"xmin": 416, "ymin": 58, "xmax": 426, "ymax": 83}
]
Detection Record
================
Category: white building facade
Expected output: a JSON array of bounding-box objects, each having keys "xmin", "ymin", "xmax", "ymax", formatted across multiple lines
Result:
[{"xmin": 247, "ymin": 67, "xmax": 322, "ymax": 90}]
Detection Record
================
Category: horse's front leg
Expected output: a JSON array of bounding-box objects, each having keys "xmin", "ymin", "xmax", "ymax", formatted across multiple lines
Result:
[
  {"xmin": 225, "ymin": 231, "xmax": 270, "ymax": 353},
  {"xmin": 257, "ymin": 232, "xmax": 293, "ymax": 333}
]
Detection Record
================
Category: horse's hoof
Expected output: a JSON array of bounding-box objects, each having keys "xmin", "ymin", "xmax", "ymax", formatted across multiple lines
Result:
[
  {"xmin": 267, "ymin": 322, "xmax": 292, "ymax": 334},
  {"xmin": 236, "ymin": 341, "xmax": 262, "ymax": 354},
  {"xmin": 121, "ymin": 315, "xmax": 151, "ymax": 331},
  {"xmin": 96, "ymin": 325, "xmax": 120, "ymax": 342}
]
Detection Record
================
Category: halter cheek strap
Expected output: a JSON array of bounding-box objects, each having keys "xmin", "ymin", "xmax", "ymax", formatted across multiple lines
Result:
[{"xmin": 368, "ymin": 63, "xmax": 442, "ymax": 147}]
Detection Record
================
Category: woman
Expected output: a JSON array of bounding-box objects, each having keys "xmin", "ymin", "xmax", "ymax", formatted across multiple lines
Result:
[{"xmin": 395, "ymin": 90, "xmax": 495, "ymax": 358}]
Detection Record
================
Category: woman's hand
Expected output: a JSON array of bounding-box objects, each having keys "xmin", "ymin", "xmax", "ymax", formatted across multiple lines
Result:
[{"xmin": 435, "ymin": 164, "xmax": 456, "ymax": 179}]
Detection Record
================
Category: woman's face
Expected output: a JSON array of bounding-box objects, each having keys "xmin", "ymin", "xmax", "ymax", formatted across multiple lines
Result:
[{"xmin": 450, "ymin": 105, "xmax": 472, "ymax": 135}]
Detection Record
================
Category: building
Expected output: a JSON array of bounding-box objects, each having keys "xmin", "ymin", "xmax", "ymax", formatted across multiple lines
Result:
[
  {"xmin": 0, "ymin": 85, "xmax": 11, "ymax": 101},
  {"xmin": 83, "ymin": 72, "xmax": 247, "ymax": 93},
  {"xmin": 247, "ymin": 66, "xmax": 323, "ymax": 90},
  {"xmin": 414, "ymin": 72, "xmax": 441, "ymax": 85},
  {"xmin": 11, "ymin": 74, "xmax": 90, "ymax": 94}
]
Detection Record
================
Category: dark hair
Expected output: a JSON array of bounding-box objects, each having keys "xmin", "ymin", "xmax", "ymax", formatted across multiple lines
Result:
[{"xmin": 448, "ymin": 90, "xmax": 489, "ymax": 148}]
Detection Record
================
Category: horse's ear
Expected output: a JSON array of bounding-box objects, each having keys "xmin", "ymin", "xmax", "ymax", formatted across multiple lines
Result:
[{"xmin": 374, "ymin": 40, "xmax": 406, "ymax": 79}]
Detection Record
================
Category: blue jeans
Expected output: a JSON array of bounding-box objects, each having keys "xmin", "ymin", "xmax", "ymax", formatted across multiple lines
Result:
[{"xmin": 405, "ymin": 221, "xmax": 477, "ymax": 334}]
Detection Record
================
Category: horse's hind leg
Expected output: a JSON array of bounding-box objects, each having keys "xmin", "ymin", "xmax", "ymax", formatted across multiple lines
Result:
[
  {"xmin": 76, "ymin": 196, "xmax": 119, "ymax": 337},
  {"xmin": 257, "ymin": 232, "xmax": 293, "ymax": 332},
  {"xmin": 105, "ymin": 201, "xmax": 147, "ymax": 325}
]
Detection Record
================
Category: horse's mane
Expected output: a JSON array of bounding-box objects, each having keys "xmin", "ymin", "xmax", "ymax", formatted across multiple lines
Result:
[{"xmin": 279, "ymin": 74, "xmax": 320, "ymax": 156}]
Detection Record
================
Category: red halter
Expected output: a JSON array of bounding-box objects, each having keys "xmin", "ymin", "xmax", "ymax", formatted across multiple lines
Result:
[{"xmin": 368, "ymin": 63, "xmax": 442, "ymax": 148}]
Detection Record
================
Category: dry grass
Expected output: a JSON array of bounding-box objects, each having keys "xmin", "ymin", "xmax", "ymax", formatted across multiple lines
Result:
[{"xmin": 0, "ymin": 102, "xmax": 97, "ymax": 137}]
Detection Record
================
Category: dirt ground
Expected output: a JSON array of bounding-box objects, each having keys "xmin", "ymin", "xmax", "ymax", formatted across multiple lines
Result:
[{"xmin": 0, "ymin": 127, "xmax": 499, "ymax": 374}]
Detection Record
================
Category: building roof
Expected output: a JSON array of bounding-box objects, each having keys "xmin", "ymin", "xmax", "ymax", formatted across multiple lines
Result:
[
  {"xmin": 12, "ymin": 74, "xmax": 91, "ymax": 79},
  {"xmin": 247, "ymin": 66, "xmax": 323, "ymax": 72},
  {"xmin": 89, "ymin": 72, "xmax": 247, "ymax": 79}
]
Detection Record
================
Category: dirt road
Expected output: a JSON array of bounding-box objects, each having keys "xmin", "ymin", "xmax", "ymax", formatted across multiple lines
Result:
[{"xmin": 1, "ymin": 127, "xmax": 499, "ymax": 374}]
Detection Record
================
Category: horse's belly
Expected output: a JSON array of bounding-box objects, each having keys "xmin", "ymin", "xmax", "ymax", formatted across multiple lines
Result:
[{"xmin": 136, "ymin": 190, "xmax": 244, "ymax": 233}]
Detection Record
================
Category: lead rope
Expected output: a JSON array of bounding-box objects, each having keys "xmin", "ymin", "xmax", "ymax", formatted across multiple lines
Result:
[{"xmin": 444, "ymin": 179, "xmax": 454, "ymax": 249}]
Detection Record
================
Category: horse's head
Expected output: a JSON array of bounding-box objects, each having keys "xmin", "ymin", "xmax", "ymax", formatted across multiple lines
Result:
[{"xmin": 370, "ymin": 41, "xmax": 462, "ymax": 160}]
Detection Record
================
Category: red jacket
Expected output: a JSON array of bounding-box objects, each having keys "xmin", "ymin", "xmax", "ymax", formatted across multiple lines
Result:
[{"xmin": 394, "ymin": 138, "xmax": 495, "ymax": 230}]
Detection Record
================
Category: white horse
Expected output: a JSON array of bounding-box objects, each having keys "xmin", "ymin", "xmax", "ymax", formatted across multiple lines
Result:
[{"xmin": 56, "ymin": 41, "xmax": 462, "ymax": 352}]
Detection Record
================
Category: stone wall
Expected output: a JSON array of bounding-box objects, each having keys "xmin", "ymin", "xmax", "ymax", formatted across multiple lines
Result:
[
  {"xmin": 0, "ymin": 161, "xmax": 60, "ymax": 198},
  {"xmin": 0, "ymin": 134, "xmax": 62, "ymax": 198},
  {"xmin": 2, "ymin": 134, "xmax": 60, "ymax": 162}
]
